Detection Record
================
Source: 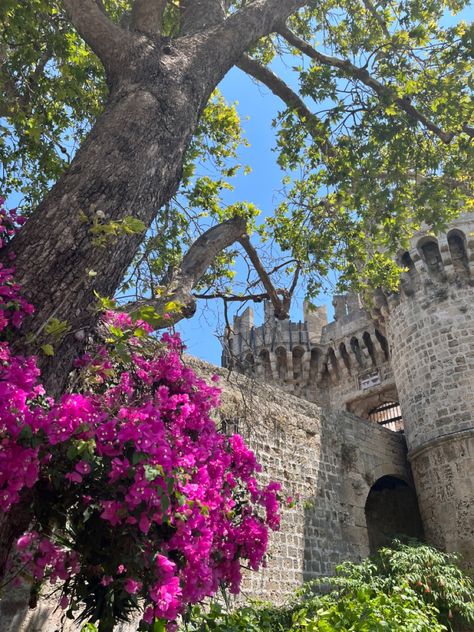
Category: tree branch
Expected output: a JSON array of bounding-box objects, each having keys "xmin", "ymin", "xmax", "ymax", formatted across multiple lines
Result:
[
  {"xmin": 0, "ymin": 44, "xmax": 21, "ymax": 117},
  {"xmin": 126, "ymin": 217, "xmax": 247, "ymax": 326},
  {"xmin": 0, "ymin": 43, "xmax": 53, "ymax": 118},
  {"xmin": 193, "ymin": 291, "xmax": 270, "ymax": 302},
  {"xmin": 360, "ymin": 0, "xmax": 390, "ymax": 39},
  {"xmin": 238, "ymin": 235, "xmax": 290, "ymax": 319},
  {"xmin": 195, "ymin": 0, "xmax": 308, "ymax": 77},
  {"xmin": 237, "ymin": 54, "xmax": 333, "ymax": 157},
  {"xmin": 278, "ymin": 25, "xmax": 456, "ymax": 144},
  {"xmin": 180, "ymin": 0, "xmax": 227, "ymax": 36},
  {"xmin": 125, "ymin": 218, "xmax": 293, "ymax": 327},
  {"xmin": 288, "ymin": 264, "xmax": 301, "ymax": 297},
  {"xmin": 62, "ymin": 0, "xmax": 129, "ymax": 73},
  {"xmin": 462, "ymin": 123, "xmax": 474, "ymax": 139},
  {"xmin": 131, "ymin": 0, "xmax": 167, "ymax": 37}
]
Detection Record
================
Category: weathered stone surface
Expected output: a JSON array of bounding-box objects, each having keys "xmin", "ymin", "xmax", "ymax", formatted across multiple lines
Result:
[
  {"xmin": 191, "ymin": 358, "xmax": 411, "ymax": 600},
  {"xmin": 384, "ymin": 213, "xmax": 474, "ymax": 568},
  {"xmin": 226, "ymin": 211, "xmax": 474, "ymax": 570}
]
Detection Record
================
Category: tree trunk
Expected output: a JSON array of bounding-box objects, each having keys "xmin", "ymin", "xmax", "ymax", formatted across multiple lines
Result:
[
  {"xmin": 1, "ymin": 1, "xmax": 307, "ymax": 397},
  {"xmin": 98, "ymin": 619, "xmax": 115, "ymax": 632},
  {"xmin": 2, "ymin": 53, "xmax": 212, "ymax": 396}
]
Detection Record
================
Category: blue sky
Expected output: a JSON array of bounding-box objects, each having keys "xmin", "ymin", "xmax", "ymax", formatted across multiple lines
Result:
[
  {"xmin": 176, "ymin": 2, "xmax": 473, "ymax": 366},
  {"xmin": 4, "ymin": 51, "xmax": 335, "ymax": 368},
  {"xmin": 176, "ymin": 63, "xmax": 336, "ymax": 366}
]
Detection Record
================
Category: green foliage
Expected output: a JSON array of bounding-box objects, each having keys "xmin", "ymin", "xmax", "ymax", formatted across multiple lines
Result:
[
  {"xmin": 1, "ymin": 0, "xmax": 472, "ymax": 301},
  {"xmin": 309, "ymin": 541, "xmax": 474, "ymax": 631},
  {"xmin": 270, "ymin": 0, "xmax": 473, "ymax": 295},
  {"xmin": 0, "ymin": 0, "xmax": 108, "ymax": 210},
  {"xmin": 89, "ymin": 215, "xmax": 147, "ymax": 247},
  {"xmin": 183, "ymin": 542, "xmax": 474, "ymax": 632}
]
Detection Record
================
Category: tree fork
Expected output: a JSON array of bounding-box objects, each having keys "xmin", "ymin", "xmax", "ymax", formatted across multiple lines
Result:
[{"xmin": 1, "ymin": 0, "xmax": 308, "ymax": 396}]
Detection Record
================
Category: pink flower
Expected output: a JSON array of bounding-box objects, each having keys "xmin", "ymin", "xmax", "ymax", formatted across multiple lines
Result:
[
  {"xmin": 65, "ymin": 472, "xmax": 83, "ymax": 484},
  {"xmin": 100, "ymin": 501, "xmax": 124, "ymax": 526},
  {"xmin": 59, "ymin": 595, "xmax": 69, "ymax": 609},
  {"xmin": 139, "ymin": 513, "xmax": 151, "ymax": 534},
  {"xmin": 149, "ymin": 575, "xmax": 181, "ymax": 620},
  {"xmin": 16, "ymin": 533, "xmax": 36, "ymax": 550},
  {"xmin": 75, "ymin": 460, "xmax": 91, "ymax": 475},
  {"xmin": 142, "ymin": 606, "xmax": 154, "ymax": 625},
  {"xmin": 155, "ymin": 554, "xmax": 176, "ymax": 579},
  {"xmin": 0, "ymin": 211, "xmax": 279, "ymax": 623},
  {"xmin": 124, "ymin": 578, "xmax": 142, "ymax": 594}
]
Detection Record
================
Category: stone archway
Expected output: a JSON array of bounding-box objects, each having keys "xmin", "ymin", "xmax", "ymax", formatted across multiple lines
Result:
[{"xmin": 365, "ymin": 475, "xmax": 424, "ymax": 554}]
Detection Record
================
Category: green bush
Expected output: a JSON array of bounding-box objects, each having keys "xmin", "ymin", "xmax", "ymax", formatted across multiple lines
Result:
[{"xmin": 182, "ymin": 541, "xmax": 474, "ymax": 632}]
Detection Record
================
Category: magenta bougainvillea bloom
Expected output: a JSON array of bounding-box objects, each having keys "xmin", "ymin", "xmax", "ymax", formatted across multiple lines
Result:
[{"xmin": 0, "ymin": 199, "xmax": 283, "ymax": 631}]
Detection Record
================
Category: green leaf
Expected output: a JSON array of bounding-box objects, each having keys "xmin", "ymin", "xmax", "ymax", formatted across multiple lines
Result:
[
  {"xmin": 114, "ymin": 342, "xmax": 131, "ymax": 364},
  {"xmin": 93, "ymin": 291, "xmax": 116, "ymax": 311},
  {"xmin": 41, "ymin": 343, "xmax": 55, "ymax": 356},
  {"xmin": 144, "ymin": 464, "xmax": 163, "ymax": 481},
  {"xmin": 161, "ymin": 494, "xmax": 170, "ymax": 513},
  {"xmin": 18, "ymin": 425, "xmax": 33, "ymax": 442},
  {"xmin": 153, "ymin": 619, "xmax": 166, "ymax": 632},
  {"xmin": 121, "ymin": 216, "xmax": 147, "ymax": 234},
  {"xmin": 44, "ymin": 318, "xmax": 70, "ymax": 338}
]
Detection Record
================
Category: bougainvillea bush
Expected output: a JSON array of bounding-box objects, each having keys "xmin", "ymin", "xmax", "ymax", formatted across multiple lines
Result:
[{"xmin": 0, "ymin": 198, "xmax": 282, "ymax": 632}]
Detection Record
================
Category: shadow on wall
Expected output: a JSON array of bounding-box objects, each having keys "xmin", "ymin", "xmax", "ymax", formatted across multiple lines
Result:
[
  {"xmin": 302, "ymin": 412, "xmax": 364, "ymax": 583},
  {"xmin": 365, "ymin": 475, "xmax": 424, "ymax": 554},
  {"xmin": 302, "ymin": 415, "xmax": 424, "ymax": 582}
]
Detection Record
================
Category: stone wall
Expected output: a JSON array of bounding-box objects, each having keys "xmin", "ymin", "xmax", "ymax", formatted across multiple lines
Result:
[
  {"xmin": 387, "ymin": 283, "xmax": 474, "ymax": 451},
  {"xmin": 383, "ymin": 212, "xmax": 474, "ymax": 567},
  {"xmin": 0, "ymin": 358, "xmax": 412, "ymax": 631},
  {"xmin": 189, "ymin": 359, "xmax": 412, "ymax": 599},
  {"xmin": 409, "ymin": 431, "xmax": 474, "ymax": 564},
  {"xmin": 223, "ymin": 297, "xmax": 397, "ymax": 423}
]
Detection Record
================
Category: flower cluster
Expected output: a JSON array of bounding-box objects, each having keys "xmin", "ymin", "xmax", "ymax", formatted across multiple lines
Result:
[
  {"xmin": 0, "ymin": 199, "xmax": 283, "ymax": 630},
  {"xmin": 0, "ymin": 199, "xmax": 33, "ymax": 333}
]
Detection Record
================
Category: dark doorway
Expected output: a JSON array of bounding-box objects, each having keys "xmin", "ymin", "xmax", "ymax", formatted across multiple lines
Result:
[{"xmin": 365, "ymin": 475, "xmax": 424, "ymax": 554}]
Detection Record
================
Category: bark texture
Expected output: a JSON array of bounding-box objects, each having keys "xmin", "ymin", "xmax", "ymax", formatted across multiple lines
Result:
[{"xmin": 1, "ymin": 0, "xmax": 307, "ymax": 396}]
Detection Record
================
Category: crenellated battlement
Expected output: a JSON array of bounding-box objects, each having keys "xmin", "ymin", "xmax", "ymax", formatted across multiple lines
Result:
[
  {"xmin": 371, "ymin": 212, "xmax": 474, "ymax": 323},
  {"xmin": 223, "ymin": 212, "xmax": 474, "ymax": 439},
  {"xmin": 223, "ymin": 292, "xmax": 398, "ymax": 428},
  {"xmin": 222, "ymin": 211, "xmax": 474, "ymax": 565}
]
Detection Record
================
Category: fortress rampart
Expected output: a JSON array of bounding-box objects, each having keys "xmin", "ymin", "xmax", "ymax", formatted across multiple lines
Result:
[{"xmin": 223, "ymin": 212, "xmax": 474, "ymax": 567}]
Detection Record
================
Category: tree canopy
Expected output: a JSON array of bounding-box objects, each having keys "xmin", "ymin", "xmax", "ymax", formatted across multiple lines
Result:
[{"xmin": 0, "ymin": 0, "xmax": 472, "ymax": 387}]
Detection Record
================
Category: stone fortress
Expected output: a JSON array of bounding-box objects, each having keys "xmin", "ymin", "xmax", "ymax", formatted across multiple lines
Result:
[
  {"xmin": 223, "ymin": 211, "xmax": 474, "ymax": 570},
  {"xmin": 3, "ymin": 214, "xmax": 473, "ymax": 630}
]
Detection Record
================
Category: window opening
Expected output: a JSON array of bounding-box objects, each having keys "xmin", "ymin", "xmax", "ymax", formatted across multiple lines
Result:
[{"xmin": 368, "ymin": 401, "xmax": 403, "ymax": 432}]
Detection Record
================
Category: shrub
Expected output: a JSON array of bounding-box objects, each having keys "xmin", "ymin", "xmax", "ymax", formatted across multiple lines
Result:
[{"xmin": 184, "ymin": 541, "xmax": 474, "ymax": 632}]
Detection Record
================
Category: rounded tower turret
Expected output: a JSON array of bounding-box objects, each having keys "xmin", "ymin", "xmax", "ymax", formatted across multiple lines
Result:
[{"xmin": 375, "ymin": 212, "xmax": 474, "ymax": 565}]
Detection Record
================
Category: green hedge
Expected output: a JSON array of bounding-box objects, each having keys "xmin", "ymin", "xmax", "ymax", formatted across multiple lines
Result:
[{"xmin": 182, "ymin": 541, "xmax": 474, "ymax": 632}]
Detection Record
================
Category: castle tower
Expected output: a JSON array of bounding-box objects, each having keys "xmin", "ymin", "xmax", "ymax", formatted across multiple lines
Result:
[{"xmin": 376, "ymin": 212, "xmax": 474, "ymax": 565}]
